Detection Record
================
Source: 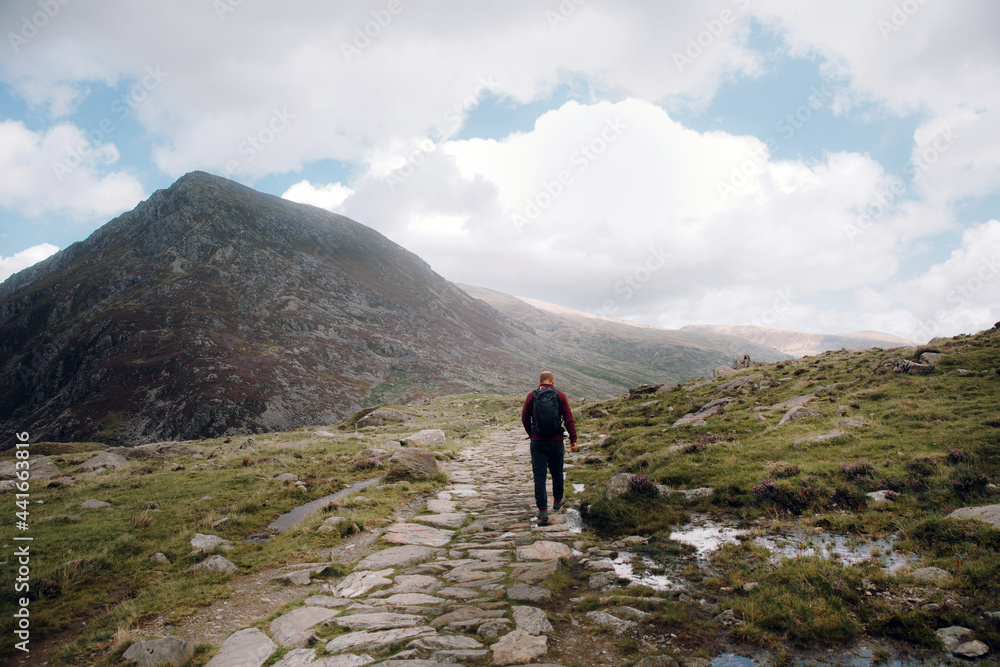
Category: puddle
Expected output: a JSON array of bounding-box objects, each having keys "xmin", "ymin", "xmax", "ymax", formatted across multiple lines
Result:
[
  {"xmin": 757, "ymin": 528, "xmax": 914, "ymax": 572},
  {"xmin": 670, "ymin": 517, "xmax": 747, "ymax": 558},
  {"xmin": 611, "ymin": 551, "xmax": 683, "ymax": 592},
  {"xmin": 712, "ymin": 655, "xmax": 756, "ymax": 667},
  {"xmin": 564, "ymin": 508, "xmax": 583, "ymax": 533},
  {"xmin": 572, "ymin": 483, "xmax": 585, "ymax": 494}
]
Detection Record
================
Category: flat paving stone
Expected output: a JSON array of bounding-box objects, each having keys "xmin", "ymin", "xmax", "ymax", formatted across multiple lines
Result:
[
  {"xmin": 325, "ymin": 626, "xmax": 436, "ymax": 654},
  {"xmin": 270, "ymin": 606, "xmax": 340, "ymax": 647},
  {"xmin": 354, "ymin": 545, "xmax": 439, "ymax": 570},
  {"xmin": 204, "ymin": 628, "xmax": 276, "ymax": 667},
  {"xmin": 384, "ymin": 523, "xmax": 455, "ymax": 547}
]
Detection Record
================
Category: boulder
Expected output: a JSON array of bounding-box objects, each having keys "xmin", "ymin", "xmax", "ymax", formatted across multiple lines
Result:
[
  {"xmin": 122, "ymin": 636, "xmax": 194, "ymax": 667},
  {"xmin": 190, "ymin": 534, "xmax": 231, "ymax": 555},
  {"xmin": 866, "ymin": 490, "xmax": 898, "ymax": 504},
  {"xmin": 656, "ymin": 382, "xmax": 680, "ymax": 393},
  {"xmin": 80, "ymin": 499, "xmax": 111, "ymax": 509},
  {"xmin": 881, "ymin": 357, "xmax": 933, "ymax": 375},
  {"xmin": 0, "ymin": 455, "xmax": 60, "ymax": 480},
  {"xmin": 516, "ymin": 540, "xmax": 572, "ymax": 561},
  {"xmin": 777, "ymin": 406, "xmax": 822, "ymax": 426},
  {"xmin": 489, "ymin": 629, "xmax": 547, "ymax": 665},
  {"xmin": 769, "ymin": 394, "xmax": 815, "ymax": 410},
  {"xmin": 586, "ymin": 611, "xmax": 636, "ymax": 635},
  {"xmin": 935, "ymin": 626, "xmax": 975, "ymax": 653},
  {"xmin": 400, "ymin": 429, "xmax": 446, "ymax": 448},
  {"xmin": 712, "ymin": 366, "xmax": 737, "ymax": 378},
  {"xmin": 918, "ymin": 351, "xmax": 944, "ymax": 366},
  {"xmin": 204, "ymin": 627, "xmax": 275, "ymax": 667},
  {"xmin": 954, "ymin": 640, "xmax": 989, "ymax": 658},
  {"xmin": 946, "ymin": 504, "xmax": 1000, "ymax": 528},
  {"xmin": 79, "ymin": 451, "xmax": 128, "ymax": 471},
  {"xmin": 357, "ymin": 407, "xmax": 416, "ymax": 428},
  {"xmin": 716, "ymin": 374, "xmax": 765, "ymax": 393},
  {"xmin": 190, "ymin": 555, "xmax": 237, "ymax": 574},
  {"xmin": 604, "ymin": 472, "xmax": 636, "ymax": 499},
  {"xmin": 387, "ymin": 448, "xmax": 440, "ymax": 480},
  {"xmin": 628, "ymin": 384, "xmax": 663, "ymax": 397}
]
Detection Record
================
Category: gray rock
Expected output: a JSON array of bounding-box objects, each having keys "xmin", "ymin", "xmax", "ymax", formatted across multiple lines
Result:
[
  {"xmin": 80, "ymin": 499, "xmax": 111, "ymax": 509},
  {"xmin": 477, "ymin": 619, "xmax": 512, "ymax": 639},
  {"xmin": 506, "ymin": 583, "xmax": 552, "ymax": 602},
  {"xmin": 358, "ymin": 407, "xmax": 416, "ymax": 427},
  {"xmin": 190, "ymin": 533, "xmax": 231, "ymax": 555},
  {"xmin": 325, "ymin": 626, "xmax": 435, "ymax": 654},
  {"xmin": 918, "ymin": 352, "xmax": 944, "ymax": 366},
  {"xmin": 946, "ymin": 504, "xmax": 1000, "ymax": 528},
  {"xmin": 489, "ymin": 629, "xmax": 547, "ymax": 665},
  {"xmin": 190, "ymin": 555, "xmax": 237, "ymax": 574},
  {"xmin": 629, "ymin": 383, "xmax": 664, "ymax": 396},
  {"xmin": 333, "ymin": 612, "xmax": 424, "ymax": 631},
  {"xmin": 303, "ymin": 595, "xmax": 355, "ymax": 608},
  {"xmin": 589, "ymin": 572, "xmax": 620, "ymax": 590},
  {"xmin": 512, "ymin": 606, "xmax": 553, "ymax": 635},
  {"xmin": 586, "ymin": 610, "xmax": 636, "ymax": 635},
  {"xmin": 769, "ymin": 394, "xmax": 815, "ymax": 410},
  {"xmin": 122, "ymin": 636, "xmax": 194, "ymax": 667},
  {"xmin": 205, "ymin": 627, "xmax": 276, "ymax": 667},
  {"xmin": 714, "ymin": 609, "xmax": 741, "ymax": 626},
  {"xmin": 516, "ymin": 540, "xmax": 571, "ymax": 561},
  {"xmin": 867, "ymin": 490, "xmax": 898, "ymax": 503},
  {"xmin": 840, "ymin": 418, "xmax": 868, "ymax": 428},
  {"xmin": 271, "ymin": 649, "xmax": 320, "ymax": 667},
  {"xmin": 413, "ymin": 512, "xmax": 467, "ymax": 529},
  {"xmin": 777, "ymin": 405, "xmax": 822, "ymax": 426},
  {"xmin": 0, "ymin": 455, "xmax": 60, "ymax": 480},
  {"xmin": 672, "ymin": 397, "xmax": 738, "ymax": 427},
  {"xmin": 387, "ymin": 448, "xmax": 441, "ymax": 480},
  {"xmin": 270, "ymin": 606, "xmax": 341, "ymax": 647},
  {"xmin": 792, "ymin": 431, "xmax": 848, "ymax": 447},
  {"xmin": 936, "ymin": 626, "xmax": 975, "ymax": 652},
  {"xmin": 355, "ymin": 545, "xmax": 440, "ymax": 570},
  {"xmin": 275, "ymin": 473, "xmax": 299, "ymax": 482},
  {"xmin": 80, "ymin": 451, "xmax": 128, "ymax": 471},
  {"xmin": 400, "ymin": 429, "xmax": 446, "ymax": 448},
  {"xmin": 408, "ymin": 635, "xmax": 484, "ymax": 650},
  {"xmin": 150, "ymin": 552, "xmax": 170, "ymax": 565},
  {"xmin": 604, "ymin": 472, "xmax": 635, "ymax": 499},
  {"xmin": 954, "ymin": 640, "xmax": 989, "ymax": 658},
  {"xmin": 330, "ymin": 569, "xmax": 395, "ymax": 598},
  {"xmin": 656, "ymin": 382, "xmax": 680, "ymax": 393},
  {"xmin": 713, "ymin": 366, "xmax": 736, "ymax": 378}
]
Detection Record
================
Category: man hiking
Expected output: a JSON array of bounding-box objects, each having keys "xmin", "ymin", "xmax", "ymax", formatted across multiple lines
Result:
[{"xmin": 521, "ymin": 370, "xmax": 577, "ymax": 525}]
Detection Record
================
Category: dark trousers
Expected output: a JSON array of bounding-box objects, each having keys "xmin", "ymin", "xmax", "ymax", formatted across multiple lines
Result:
[{"xmin": 530, "ymin": 439, "xmax": 564, "ymax": 511}]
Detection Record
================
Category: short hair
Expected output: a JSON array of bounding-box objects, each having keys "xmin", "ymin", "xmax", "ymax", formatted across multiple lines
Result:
[{"xmin": 539, "ymin": 371, "xmax": 554, "ymax": 384}]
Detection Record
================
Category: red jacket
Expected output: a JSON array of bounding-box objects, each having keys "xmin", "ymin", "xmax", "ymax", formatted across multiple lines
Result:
[{"xmin": 521, "ymin": 383, "xmax": 577, "ymax": 443}]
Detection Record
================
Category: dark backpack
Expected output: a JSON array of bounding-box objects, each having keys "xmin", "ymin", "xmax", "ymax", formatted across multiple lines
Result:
[{"xmin": 532, "ymin": 387, "xmax": 563, "ymax": 438}]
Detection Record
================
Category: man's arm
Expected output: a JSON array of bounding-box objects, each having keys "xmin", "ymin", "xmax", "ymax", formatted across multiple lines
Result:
[
  {"xmin": 521, "ymin": 392, "xmax": 534, "ymax": 437},
  {"xmin": 559, "ymin": 391, "xmax": 578, "ymax": 450}
]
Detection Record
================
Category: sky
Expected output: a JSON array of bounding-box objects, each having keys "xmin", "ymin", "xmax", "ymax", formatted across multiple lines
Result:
[{"xmin": 1, "ymin": 0, "xmax": 998, "ymax": 344}]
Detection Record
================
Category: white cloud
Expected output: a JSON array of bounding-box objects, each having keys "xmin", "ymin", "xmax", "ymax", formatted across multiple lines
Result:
[
  {"xmin": 0, "ymin": 120, "xmax": 145, "ymax": 219},
  {"xmin": 0, "ymin": 243, "xmax": 60, "ymax": 282},
  {"xmin": 281, "ymin": 180, "xmax": 353, "ymax": 212}
]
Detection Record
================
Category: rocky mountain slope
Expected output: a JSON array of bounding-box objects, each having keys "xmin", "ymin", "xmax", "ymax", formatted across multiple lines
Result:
[
  {"xmin": 0, "ymin": 172, "xmax": 788, "ymax": 446},
  {"xmin": 0, "ymin": 172, "xmax": 528, "ymax": 445},
  {"xmin": 680, "ymin": 323, "xmax": 914, "ymax": 357}
]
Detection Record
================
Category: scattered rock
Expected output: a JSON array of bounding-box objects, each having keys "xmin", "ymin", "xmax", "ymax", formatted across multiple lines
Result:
[
  {"xmin": 918, "ymin": 351, "xmax": 944, "ymax": 366},
  {"xmin": 867, "ymin": 490, "xmax": 898, "ymax": 503},
  {"xmin": 792, "ymin": 431, "xmax": 848, "ymax": 447},
  {"xmin": 275, "ymin": 473, "xmax": 299, "ymax": 482},
  {"xmin": 80, "ymin": 499, "xmax": 111, "ymax": 509},
  {"xmin": 954, "ymin": 640, "xmax": 990, "ymax": 658},
  {"xmin": 190, "ymin": 555, "xmax": 237, "ymax": 574},
  {"xmin": 270, "ymin": 606, "xmax": 341, "ymax": 647},
  {"xmin": 946, "ymin": 504, "xmax": 1000, "ymax": 528},
  {"xmin": 107, "ymin": 446, "xmax": 163, "ymax": 461},
  {"xmin": 122, "ymin": 636, "xmax": 194, "ymax": 667},
  {"xmin": 586, "ymin": 610, "xmax": 636, "ymax": 634},
  {"xmin": 777, "ymin": 405, "xmax": 823, "ymax": 426},
  {"xmin": 716, "ymin": 374, "xmax": 766, "ymax": 393},
  {"xmin": 477, "ymin": 619, "xmax": 512, "ymax": 639},
  {"xmin": 936, "ymin": 626, "xmax": 975, "ymax": 653},
  {"xmin": 190, "ymin": 533, "xmax": 232, "ymax": 555},
  {"xmin": 628, "ymin": 384, "xmax": 663, "ymax": 397},
  {"xmin": 672, "ymin": 397, "xmax": 738, "ymax": 427},
  {"xmin": 656, "ymin": 382, "xmax": 680, "ymax": 393},
  {"xmin": 507, "ymin": 583, "xmax": 552, "ymax": 602},
  {"xmin": 151, "ymin": 552, "xmax": 170, "ymax": 565},
  {"xmin": 713, "ymin": 366, "xmax": 737, "ymax": 378},
  {"xmin": 490, "ymin": 629, "xmax": 547, "ymax": 665},
  {"xmin": 387, "ymin": 448, "xmax": 441, "ymax": 480},
  {"xmin": 358, "ymin": 408, "xmax": 416, "ymax": 428},
  {"xmin": 881, "ymin": 357, "xmax": 933, "ymax": 375},
  {"xmin": 714, "ymin": 609, "xmax": 742, "ymax": 626},
  {"xmin": 840, "ymin": 418, "xmax": 867, "ymax": 428},
  {"xmin": 79, "ymin": 451, "xmax": 128, "ymax": 471},
  {"xmin": 604, "ymin": 472, "xmax": 636, "ymax": 499},
  {"xmin": 515, "ymin": 540, "xmax": 571, "ymax": 561},
  {"xmin": 400, "ymin": 429, "xmax": 446, "ymax": 448},
  {"xmin": 0, "ymin": 455, "xmax": 60, "ymax": 480},
  {"xmin": 204, "ymin": 627, "xmax": 275, "ymax": 667},
  {"xmin": 512, "ymin": 606, "xmax": 553, "ymax": 635},
  {"xmin": 769, "ymin": 394, "xmax": 815, "ymax": 410}
]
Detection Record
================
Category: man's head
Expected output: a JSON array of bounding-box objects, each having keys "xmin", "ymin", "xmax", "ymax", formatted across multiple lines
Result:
[{"xmin": 539, "ymin": 371, "xmax": 555, "ymax": 385}]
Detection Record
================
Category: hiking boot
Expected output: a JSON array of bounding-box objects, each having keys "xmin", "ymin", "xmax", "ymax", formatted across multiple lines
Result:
[
  {"xmin": 552, "ymin": 499, "xmax": 562, "ymax": 511},
  {"xmin": 537, "ymin": 510, "xmax": 549, "ymax": 525}
]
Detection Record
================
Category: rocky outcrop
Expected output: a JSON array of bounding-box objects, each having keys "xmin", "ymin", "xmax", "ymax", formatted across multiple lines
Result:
[
  {"xmin": 122, "ymin": 636, "xmax": 194, "ymax": 667},
  {"xmin": 400, "ymin": 429, "xmax": 446, "ymax": 448},
  {"xmin": 673, "ymin": 397, "xmax": 737, "ymax": 427},
  {"xmin": 357, "ymin": 407, "xmax": 416, "ymax": 428},
  {"xmin": 777, "ymin": 406, "xmax": 822, "ymax": 426}
]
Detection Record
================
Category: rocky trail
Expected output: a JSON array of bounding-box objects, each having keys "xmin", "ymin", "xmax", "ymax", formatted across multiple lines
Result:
[{"xmin": 126, "ymin": 426, "xmax": 711, "ymax": 667}]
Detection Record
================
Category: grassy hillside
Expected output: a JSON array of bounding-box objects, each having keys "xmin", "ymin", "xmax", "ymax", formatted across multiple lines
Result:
[{"xmin": 570, "ymin": 324, "xmax": 1000, "ymax": 652}]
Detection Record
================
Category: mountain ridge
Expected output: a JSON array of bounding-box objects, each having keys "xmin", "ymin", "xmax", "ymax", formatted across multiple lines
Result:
[{"xmin": 680, "ymin": 323, "xmax": 915, "ymax": 358}]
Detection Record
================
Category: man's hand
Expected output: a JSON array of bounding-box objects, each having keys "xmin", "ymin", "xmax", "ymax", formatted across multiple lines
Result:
[{"xmin": 570, "ymin": 442, "xmax": 577, "ymax": 452}]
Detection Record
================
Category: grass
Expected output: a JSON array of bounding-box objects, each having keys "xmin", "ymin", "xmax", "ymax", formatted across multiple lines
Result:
[{"xmin": 0, "ymin": 395, "xmax": 488, "ymax": 665}]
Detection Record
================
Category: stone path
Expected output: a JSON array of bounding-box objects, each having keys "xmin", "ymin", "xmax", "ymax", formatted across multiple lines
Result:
[{"xmin": 197, "ymin": 426, "xmax": 638, "ymax": 667}]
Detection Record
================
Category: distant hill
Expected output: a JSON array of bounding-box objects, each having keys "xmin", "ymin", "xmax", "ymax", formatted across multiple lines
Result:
[
  {"xmin": 679, "ymin": 324, "xmax": 915, "ymax": 358},
  {"xmin": 0, "ymin": 171, "xmax": 791, "ymax": 445},
  {"xmin": 459, "ymin": 285, "xmax": 791, "ymax": 382}
]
